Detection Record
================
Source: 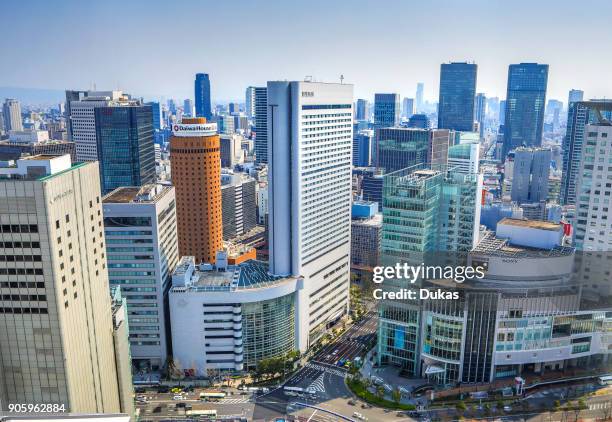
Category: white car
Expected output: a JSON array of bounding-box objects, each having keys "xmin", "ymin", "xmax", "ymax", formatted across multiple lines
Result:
[
  {"xmin": 172, "ymin": 395, "xmax": 183, "ymax": 400},
  {"xmin": 352, "ymin": 412, "xmax": 366, "ymax": 420}
]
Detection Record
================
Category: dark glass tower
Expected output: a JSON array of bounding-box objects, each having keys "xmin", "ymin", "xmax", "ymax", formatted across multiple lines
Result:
[
  {"xmin": 437, "ymin": 62, "xmax": 478, "ymax": 132},
  {"xmin": 194, "ymin": 73, "xmax": 212, "ymax": 121},
  {"xmin": 95, "ymin": 105, "xmax": 155, "ymax": 193},
  {"xmin": 254, "ymin": 87, "xmax": 268, "ymax": 165},
  {"xmin": 502, "ymin": 63, "xmax": 548, "ymax": 160}
]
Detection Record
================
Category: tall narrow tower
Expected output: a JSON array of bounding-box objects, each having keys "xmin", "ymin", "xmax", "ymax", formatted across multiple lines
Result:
[{"xmin": 170, "ymin": 117, "xmax": 223, "ymax": 264}]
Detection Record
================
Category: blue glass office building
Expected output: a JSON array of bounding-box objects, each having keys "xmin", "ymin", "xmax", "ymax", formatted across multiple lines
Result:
[
  {"xmin": 147, "ymin": 101, "xmax": 162, "ymax": 130},
  {"xmin": 95, "ymin": 105, "xmax": 156, "ymax": 193},
  {"xmin": 195, "ymin": 73, "xmax": 212, "ymax": 121},
  {"xmin": 437, "ymin": 62, "xmax": 477, "ymax": 132},
  {"xmin": 502, "ymin": 63, "xmax": 548, "ymax": 159}
]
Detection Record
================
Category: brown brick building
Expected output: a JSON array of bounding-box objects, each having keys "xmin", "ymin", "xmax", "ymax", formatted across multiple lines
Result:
[{"xmin": 170, "ymin": 117, "xmax": 223, "ymax": 264}]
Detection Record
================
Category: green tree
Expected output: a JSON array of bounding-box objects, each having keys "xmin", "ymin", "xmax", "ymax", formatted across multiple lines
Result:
[
  {"xmin": 391, "ymin": 388, "xmax": 401, "ymax": 404},
  {"xmin": 376, "ymin": 385, "xmax": 385, "ymax": 399},
  {"xmin": 496, "ymin": 399, "xmax": 504, "ymax": 410},
  {"xmin": 456, "ymin": 401, "xmax": 467, "ymax": 414}
]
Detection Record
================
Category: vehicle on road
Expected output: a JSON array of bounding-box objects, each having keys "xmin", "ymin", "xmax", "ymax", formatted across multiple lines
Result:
[
  {"xmin": 186, "ymin": 409, "xmax": 217, "ymax": 418},
  {"xmin": 172, "ymin": 395, "xmax": 183, "ymax": 400},
  {"xmin": 503, "ymin": 405, "xmax": 512, "ymax": 412},
  {"xmin": 348, "ymin": 399, "xmax": 356, "ymax": 405},
  {"xmin": 352, "ymin": 411, "xmax": 366, "ymax": 420},
  {"xmin": 598, "ymin": 375, "xmax": 612, "ymax": 385},
  {"xmin": 333, "ymin": 349, "xmax": 339, "ymax": 355},
  {"xmin": 199, "ymin": 391, "xmax": 226, "ymax": 401}
]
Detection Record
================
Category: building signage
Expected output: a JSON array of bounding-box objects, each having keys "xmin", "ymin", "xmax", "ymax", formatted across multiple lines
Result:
[{"xmin": 172, "ymin": 123, "xmax": 217, "ymax": 137}]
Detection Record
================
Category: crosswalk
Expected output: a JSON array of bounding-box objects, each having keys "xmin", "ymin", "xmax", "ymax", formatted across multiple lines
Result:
[
  {"xmin": 307, "ymin": 373, "xmax": 326, "ymax": 393},
  {"xmin": 589, "ymin": 401, "xmax": 610, "ymax": 410},
  {"xmin": 306, "ymin": 362, "xmax": 347, "ymax": 378},
  {"xmin": 219, "ymin": 397, "xmax": 251, "ymax": 404}
]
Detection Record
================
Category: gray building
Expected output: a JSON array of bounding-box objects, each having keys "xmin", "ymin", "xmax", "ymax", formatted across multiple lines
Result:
[
  {"xmin": 508, "ymin": 147, "xmax": 551, "ymax": 204},
  {"xmin": 0, "ymin": 140, "xmax": 76, "ymax": 162},
  {"xmin": 221, "ymin": 172, "xmax": 257, "ymax": 241},
  {"xmin": 2, "ymin": 98, "xmax": 23, "ymax": 133}
]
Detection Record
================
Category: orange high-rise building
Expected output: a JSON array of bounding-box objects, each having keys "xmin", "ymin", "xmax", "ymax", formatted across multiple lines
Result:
[{"xmin": 170, "ymin": 117, "xmax": 223, "ymax": 264}]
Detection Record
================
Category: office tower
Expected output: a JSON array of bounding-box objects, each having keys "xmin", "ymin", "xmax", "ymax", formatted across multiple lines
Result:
[
  {"xmin": 437, "ymin": 62, "xmax": 478, "ymax": 132},
  {"xmin": 167, "ymin": 99, "xmax": 177, "ymax": 115},
  {"xmin": 574, "ymin": 122, "xmax": 612, "ymax": 251},
  {"xmin": 65, "ymin": 90, "xmax": 134, "ymax": 162},
  {"xmin": 2, "ymin": 98, "xmax": 23, "ymax": 132},
  {"xmin": 350, "ymin": 201, "xmax": 382, "ymax": 270},
  {"xmin": 502, "ymin": 63, "xmax": 549, "ymax": 159},
  {"xmin": 376, "ymin": 127, "xmax": 451, "ymax": 173},
  {"xmin": 486, "ymin": 97, "xmax": 500, "ymax": 120},
  {"xmin": 253, "ymin": 87, "xmax": 268, "ymax": 165},
  {"xmin": 415, "ymin": 82, "xmax": 424, "ymax": 112},
  {"xmin": 407, "ymin": 114, "xmax": 431, "ymax": 129},
  {"xmin": 221, "ymin": 172, "xmax": 257, "ymax": 240},
  {"xmin": 353, "ymin": 129, "xmax": 373, "ymax": 167},
  {"xmin": 220, "ymin": 133, "xmax": 245, "ymax": 168},
  {"xmin": 0, "ymin": 155, "xmax": 127, "ymax": 413},
  {"xmin": 362, "ymin": 172, "xmax": 383, "ymax": 208},
  {"xmin": 0, "ymin": 110, "xmax": 4, "ymax": 137},
  {"xmin": 355, "ymin": 98, "xmax": 368, "ymax": 121},
  {"xmin": 474, "ymin": 92, "xmax": 486, "ymax": 138},
  {"xmin": 499, "ymin": 99, "xmax": 506, "ymax": 125},
  {"xmin": 245, "ymin": 86, "xmax": 256, "ymax": 118},
  {"xmin": 560, "ymin": 100, "xmax": 612, "ymax": 205},
  {"xmin": 448, "ymin": 141, "xmax": 480, "ymax": 174},
  {"xmin": 267, "ymin": 81, "xmax": 353, "ymax": 349},
  {"xmin": 95, "ymin": 103, "xmax": 155, "ymax": 193},
  {"xmin": 170, "ymin": 117, "xmax": 223, "ymax": 264},
  {"xmin": 568, "ymin": 89, "xmax": 584, "ymax": 106},
  {"xmin": 216, "ymin": 114, "xmax": 236, "ymax": 134},
  {"xmin": 102, "ymin": 184, "xmax": 179, "ymax": 372},
  {"xmin": 374, "ymin": 93, "xmax": 400, "ymax": 127},
  {"xmin": 194, "ymin": 73, "xmax": 212, "ymax": 120},
  {"xmin": 508, "ymin": 147, "xmax": 551, "ymax": 204},
  {"xmin": 377, "ymin": 163, "xmax": 483, "ymax": 374},
  {"xmin": 147, "ymin": 101, "xmax": 163, "ymax": 130},
  {"xmin": 402, "ymin": 97, "xmax": 415, "ymax": 118},
  {"xmin": 183, "ymin": 99, "xmax": 194, "ymax": 117}
]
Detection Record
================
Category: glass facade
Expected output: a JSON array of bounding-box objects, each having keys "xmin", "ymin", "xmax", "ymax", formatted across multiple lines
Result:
[
  {"xmin": 376, "ymin": 128, "xmax": 430, "ymax": 175},
  {"xmin": 374, "ymin": 93, "xmax": 400, "ymax": 127},
  {"xmin": 437, "ymin": 62, "xmax": 477, "ymax": 132},
  {"xmin": 95, "ymin": 105, "xmax": 155, "ymax": 194},
  {"xmin": 502, "ymin": 63, "xmax": 548, "ymax": 159},
  {"xmin": 195, "ymin": 73, "xmax": 212, "ymax": 121},
  {"xmin": 241, "ymin": 293, "xmax": 296, "ymax": 369}
]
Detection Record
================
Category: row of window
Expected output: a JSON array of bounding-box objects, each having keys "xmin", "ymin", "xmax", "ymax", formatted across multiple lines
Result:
[
  {"xmin": 0, "ymin": 281, "xmax": 45, "ymax": 288},
  {"xmin": 0, "ymin": 241, "xmax": 41, "ymax": 249},
  {"xmin": 0, "ymin": 224, "xmax": 39, "ymax": 233},
  {"xmin": 0, "ymin": 268, "xmax": 44, "ymax": 276},
  {"xmin": 0, "ymin": 255, "xmax": 42, "ymax": 262},
  {"xmin": 0, "ymin": 307, "xmax": 48, "ymax": 314},
  {"xmin": 1, "ymin": 294, "xmax": 47, "ymax": 301}
]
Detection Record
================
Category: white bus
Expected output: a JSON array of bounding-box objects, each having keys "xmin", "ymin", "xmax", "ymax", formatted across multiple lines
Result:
[
  {"xmin": 597, "ymin": 375, "xmax": 612, "ymax": 385},
  {"xmin": 199, "ymin": 391, "xmax": 226, "ymax": 401}
]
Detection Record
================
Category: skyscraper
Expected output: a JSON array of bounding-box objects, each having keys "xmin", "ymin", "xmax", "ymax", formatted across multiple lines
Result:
[
  {"xmin": 474, "ymin": 92, "xmax": 486, "ymax": 138},
  {"xmin": 502, "ymin": 63, "xmax": 549, "ymax": 159},
  {"xmin": 245, "ymin": 86, "xmax": 256, "ymax": 118},
  {"xmin": 102, "ymin": 184, "xmax": 179, "ymax": 372},
  {"xmin": 267, "ymin": 81, "xmax": 353, "ymax": 347},
  {"xmin": 183, "ymin": 98, "xmax": 194, "ymax": 117},
  {"xmin": 2, "ymin": 98, "xmax": 23, "ymax": 132},
  {"xmin": 170, "ymin": 117, "xmax": 223, "ymax": 264},
  {"xmin": 374, "ymin": 93, "xmax": 400, "ymax": 127},
  {"xmin": 147, "ymin": 101, "xmax": 163, "ymax": 130},
  {"xmin": 65, "ymin": 90, "xmax": 134, "ymax": 162},
  {"xmin": 254, "ymin": 87, "xmax": 268, "ymax": 165},
  {"xmin": 355, "ymin": 98, "xmax": 368, "ymax": 121},
  {"xmin": 376, "ymin": 127, "xmax": 451, "ymax": 173},
  {"xmin": 560, "ymin": 100, "xmax": 612, "ymax": 205},
  {"xmin": 94, "ymin": 104, "xmax": 156, "ymax": 193},
  {"xmin": 221, "ymin": 172, "xmax": 257, "ymax": 240},
  {"xmin": 415, "ymin": 82, "xmax": 424, "ymax": 112},
  {"xmin": 194, "ymin": 73, "xmax": 212, "ymax": 120},
  {"xmin": 437, "ymin": 62, "xmax": 478, "ymax": 132},
  {"xmin": 353, "ymin": 129, "xmax": 373, "ymax": 167},
  {"xmin": 402, "ymin": 97, "xmax": 415, "ymax": 118},
  {"xmin": 508, "ymin": 147, "xmax": 551, "ymax": 204},
  {"xmin": 568, "ymin": 89, "xmax": 584, "ymax": 106},
  {"xmin": 0, "ymin": 154, "xmax": 129, "ymax": 413}
]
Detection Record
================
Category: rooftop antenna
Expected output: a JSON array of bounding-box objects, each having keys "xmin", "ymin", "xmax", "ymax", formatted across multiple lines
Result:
[{"xmin": 340, "ymin": 74, "xmax": 344, "ymax": 84}]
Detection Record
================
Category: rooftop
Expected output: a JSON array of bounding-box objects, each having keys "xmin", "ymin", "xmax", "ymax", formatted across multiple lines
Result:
[
  {"xmin": 473, "ymin": 231, "xmax": 573, "ymax": 258},
  {"xmin": 103, "ymin": 184, "xmax": 171, "ymax": 204},
  {"xmin": 498, "ymin": 217, "xmax": 561, "ymax": 232}
]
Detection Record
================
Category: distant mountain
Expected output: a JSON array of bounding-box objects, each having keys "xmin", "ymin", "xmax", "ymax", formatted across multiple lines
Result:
[{"xmin": 0, "ymin": 86, "xmax": 65, "ymax": 106}]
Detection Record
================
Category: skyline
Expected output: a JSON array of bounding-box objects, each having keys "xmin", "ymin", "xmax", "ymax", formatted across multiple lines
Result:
[{"xmin": 2, "ymin": 0, "xmax": 612, "ymax": 103}]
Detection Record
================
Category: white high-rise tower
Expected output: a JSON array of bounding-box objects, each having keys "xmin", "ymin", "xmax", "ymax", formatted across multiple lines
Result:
[{"xmin": 267, "ymin": 81, "xmax": 353, "ymax": 349}]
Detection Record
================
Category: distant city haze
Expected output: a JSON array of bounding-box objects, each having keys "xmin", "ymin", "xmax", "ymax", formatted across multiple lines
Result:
[{"xmin": 2, "ymin": 0, "xmax": 612, "ymax": 102}]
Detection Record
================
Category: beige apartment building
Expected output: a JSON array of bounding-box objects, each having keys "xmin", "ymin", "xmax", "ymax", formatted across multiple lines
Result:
[{"xmin": 0, "ymin": 154, "xmax": 129, "ymax": 414}]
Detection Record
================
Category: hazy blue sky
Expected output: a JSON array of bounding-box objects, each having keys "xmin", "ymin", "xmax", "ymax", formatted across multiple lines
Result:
[{"xmin": 2, "ymin": 0, "xmax": 612, "ymax": 103}]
